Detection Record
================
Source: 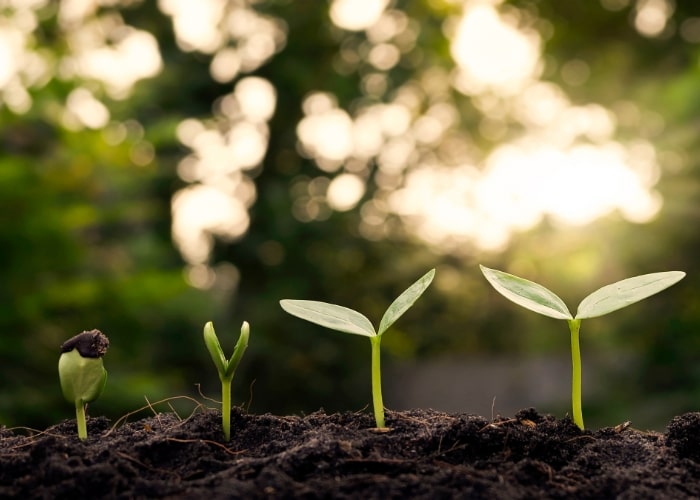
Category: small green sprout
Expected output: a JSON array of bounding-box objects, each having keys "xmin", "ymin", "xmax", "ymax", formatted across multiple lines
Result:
[
  {"xmin": 480, "ymin": 265, "xmax": 685, "ymax": 430},
  {"xmin": 280, "ymin": 268, "xmax": 435, "ymax": 429},
  {"xmin": 203, "ymin": 321, "xmax": 249, "ymax": 441},
  {"xmin": 58, "ymin": 329, "xmax": 109, "ymax": 441}
]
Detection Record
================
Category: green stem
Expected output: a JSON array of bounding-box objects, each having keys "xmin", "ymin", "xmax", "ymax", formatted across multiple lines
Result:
[
  {"xmin": 76, "ymin": 401, "xmax": 87, "ymax": 440},
  {"xmin": 370, "ymin": 336, "xmax": 385, "ymax": 428},
  {"xmin": 221, "ymin": 377, "xmax": 232, "ymax": 441},
  {"xmin": 568, "ymin": 319, "xmax": 584, "ymax": 430}
]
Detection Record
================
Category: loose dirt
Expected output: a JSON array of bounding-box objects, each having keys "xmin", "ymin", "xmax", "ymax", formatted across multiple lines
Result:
[{"xmin": 2, "ymin": 406, "xmax": 700, "ymax": 498}]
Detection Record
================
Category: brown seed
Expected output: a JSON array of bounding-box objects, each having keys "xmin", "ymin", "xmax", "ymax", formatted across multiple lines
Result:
[{"xmin": 60, "ymin": 329, "xmax": 110, "ymax": 358}]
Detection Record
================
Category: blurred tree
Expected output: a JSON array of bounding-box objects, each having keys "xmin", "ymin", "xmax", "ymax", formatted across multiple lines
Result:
[{"xmin": 1, "ymin": 0, "xmax": 699, "ymax": 429}]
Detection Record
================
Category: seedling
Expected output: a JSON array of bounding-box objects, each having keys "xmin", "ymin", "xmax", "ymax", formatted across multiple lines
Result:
[
  {"xmin": 280, "ymin": 268, "xmax": 435, "ymax": 429},
  {"xmin": 58, "ymin": 329, "xmax": 109, "ymax": 440},
  {"xmin": 480, "ymin": 265, "xmax": 685, "ymax": 430},
  {"xmin": 203, "ymin": 321, "xmax": 249, "ymax": 441}
]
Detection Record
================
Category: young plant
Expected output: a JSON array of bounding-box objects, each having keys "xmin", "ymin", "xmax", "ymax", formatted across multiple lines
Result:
[
  {"xmin": 203, "ymin": 321, "xmax": 249, "ymax": 441},
  {"xmin": 480, "ymin": 265, "xmax": 685, "ymax": 430},
  {"xmin": 280, "ymin": 268, "xmax": 435, "ymax": 429},
  {"xmin": 58, "ymin": 329, "xmax": 109, "ymax": 440}
]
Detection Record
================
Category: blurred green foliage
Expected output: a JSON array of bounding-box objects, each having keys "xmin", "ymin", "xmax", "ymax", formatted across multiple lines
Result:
[{"xmin": 1, "ymin": 0, "xmax": 699, "ymax": 430}]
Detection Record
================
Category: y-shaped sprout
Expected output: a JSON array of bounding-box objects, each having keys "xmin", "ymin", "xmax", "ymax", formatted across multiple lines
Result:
[{"xmin": 203, "ymin": 321, "xmax": 249, "ymax": 440}]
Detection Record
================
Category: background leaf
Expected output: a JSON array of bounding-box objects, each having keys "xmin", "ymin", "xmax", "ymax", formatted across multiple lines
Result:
[
  {"xmin": 378, "ymin": 269, "xmax": 436, "ymax": 336},
  {"xmin": 280, "ymin": 300, "xmax": 376, "ymax": 337},
  {"xmin": 480, "ymin": 266, "xmax": 573, "ymax": 320},
  {"xmin": 576, "ymin": 271, "xmax": 686, "ymax": 319}
]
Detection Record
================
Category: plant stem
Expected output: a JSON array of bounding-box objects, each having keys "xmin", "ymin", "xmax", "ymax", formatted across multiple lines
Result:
[
  {"xmin": 370, "ymin": 336, "xmax": 385, "ymax": 428},
  {"xmin": 568, "ymin": 319, "xmax": 584, "ymax": 430},
  {"xmin": 76, "ymin": 401, "xmax": 87, "ymax": 440},
  {"xmin": 221, "ymin": 377, "xmax": 232, "ymax": 441}
]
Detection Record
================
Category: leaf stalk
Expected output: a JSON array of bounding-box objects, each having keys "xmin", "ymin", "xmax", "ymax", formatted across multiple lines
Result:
[
  {"xmin": 370, "ymin": 336, "xmax": 385, "ymax": 428},
  {"xmin": 568, "ymin": 319, "xmax": 584, "ymax": 430}
]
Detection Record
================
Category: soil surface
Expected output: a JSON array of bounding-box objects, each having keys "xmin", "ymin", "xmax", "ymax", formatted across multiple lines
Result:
[{"xmin": 2, "ymin": 406, "xmax": 700, "ymax": 499}]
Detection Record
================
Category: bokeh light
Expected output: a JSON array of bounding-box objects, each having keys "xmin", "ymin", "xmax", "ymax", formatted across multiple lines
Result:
[
  {"xmin": 293, "ymin": 0, "xmax": 665, "ymax": 255},
  {"xmin": 0, "ymin": 0, "xmax": 674, "ymax": 278}
]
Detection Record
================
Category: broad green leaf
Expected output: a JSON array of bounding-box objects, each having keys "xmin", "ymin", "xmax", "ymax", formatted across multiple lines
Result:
[
  {"xmin": 480, "ymin": 265, "xmax": 573, "ymax": 320},
  {"xmin": 378, "ymin": 268, "xmax": 435, "ymax": 336},
  {"xmin": 576, "ymin": 271, "xmax": 685, "ymax": 319},
  {"xmin": 280, "ymin": 300, "xmax": 376, "ymax": 337}
]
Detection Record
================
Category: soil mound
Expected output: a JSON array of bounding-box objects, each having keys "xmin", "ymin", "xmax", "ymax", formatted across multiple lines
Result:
[{"xmin": 2, "ymin": 407, "xmax": 700, "ymax": 498}]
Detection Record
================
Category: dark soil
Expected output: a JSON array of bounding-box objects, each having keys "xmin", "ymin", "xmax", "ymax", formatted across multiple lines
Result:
[{"xmin": 3, "ymin": 406, "xmax": 700, "ymax": 499}]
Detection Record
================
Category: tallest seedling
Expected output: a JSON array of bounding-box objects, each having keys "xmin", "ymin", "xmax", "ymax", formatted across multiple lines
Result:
[
  {"xmin": 280, "ymin": 269, "xmax": 435, "ymax": 428},
  {"xmin": 480, "ymin": 265, "xmax": 685, "ymax": 430}
]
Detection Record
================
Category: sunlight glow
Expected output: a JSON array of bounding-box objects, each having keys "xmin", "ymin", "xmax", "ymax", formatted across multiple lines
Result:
[
  {"xmin": 387, "ymin": 141, "xmax": 661, "ymax": 252},
  {"xmin": 235, "ymin": 77, "xmax": 277, "ymax": 123},
  {"xmin": 64, "ymin": 87, "xmax": 110, "ymax": 129},
  {"xmin": 74, "ymin": 29, "xmax": 162, "ymax": 98},
  {"xmin": 171, "ymin": 75, "xmax": 277, "ymax": 269},
  {"xmin": 0, "ymin": 4, "xmax": 52, "ymax": 113},
  {"xmin": 451, "ymin": 4, "xmax": 540, "ymax": 95},
  {"xmin": 158, "ymin": 0, "xmax": 287, "ymax": 79},
  {"xmin": 634, "ymin": 0, "xmax": 673, "ymax": 37},
  {"xmin": 296, "ymin": 1, "xmax": 667, "ymax": 254},
  {"xmin": 330, "ymin": 0, "xmax": 390, "ymax": 31},
  {"xmin": 297, "ymin": 96, "xmax": 355, "ymax": 167},
  {"xmin": 158, "ymin": 0, "xmax": 226, "ymax": 53},
  {"xmin": 327, "ymin": 173, "xmax": 366, "ymax": 211},
  {"xmin": 0, "ymin": 29, "xmax": 21, "ymax": 88},
  {"xmin": 172, "ymin": 185, "xmax": 251, "ymax": 265}
]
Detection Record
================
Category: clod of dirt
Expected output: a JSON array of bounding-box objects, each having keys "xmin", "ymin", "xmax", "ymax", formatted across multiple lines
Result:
[{"xmin": 2, "ymin": 407, "xmax": 700, "ymax": 498}]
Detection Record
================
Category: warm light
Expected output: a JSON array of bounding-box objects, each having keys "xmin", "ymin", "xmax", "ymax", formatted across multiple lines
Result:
[
  {"xmin": 330, "ymin": 0, "xmax": 389, "ymax": 31},
  {"xmin": 65, "ymin": 87, "xmax": 110, "ymax": 129},
  {"xmin": 634, "ymin": 0, "xmax": 673, "ymax": 37},
  {"xmin": 327, "ymin": 173, "xmax": 366, "ymax": 211},
  {"xmin": 234, "ymin": 77, "xmax": 276, "ymax": 123},
  {"xmin": 172, "ymin": 184, "xmax": 252, "ymax": 265},
  {"xmin": 297, "ymin": 106, "xmax": 354, "ymax": 165},
  {"xmin": 159, "ymin": 0, "xmax": 287, "ymax": 72},
  {"xmin": 172, "ymin": 77, "xmax": 275, "ymax": 266},
  {"xmin": 158, "ymin": 0, "xmax": 226, "ymax": 53},
  {"xmin": 210, "ymin": 47, "xmax": 241, "ymax": 83},
  {"xmin": 74, "ymin": 28, "xmax": 163, "ymax": 98},
  {"xmin": 291, "ymin": 1, "xmax": 667, "ymax": 257},
  {"xmin": 385, "ymin": 139, "xmax": 662, "ymax": 252},
  {"xmin": 451, "ymin": 4, "xmax": 540, "ymax": 95},
  {"xmin": 0, "ymin": 29, "xmax": 20, "ymax": 88}
]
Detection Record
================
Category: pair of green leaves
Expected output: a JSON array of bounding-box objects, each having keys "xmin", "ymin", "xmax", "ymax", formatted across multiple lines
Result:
[
  {"xmin": 280, "ymin": 269, "xmax": 436, "ymax": 337},
  {"xmin": 280, "ymin": 268, "xmax": 436, "ymax": 429},
  {"xmin": 203, "ymin": 321, "xmax": 249, "ymax": 382},
  {"xmin": 480, "ymin": 266, "xmax": 686, "ymax": 321},
  {"xmin": 203, "ymin": 321, "xmax": 250, "ymax": 440},
  {"xmin": 480, "ymin": 265, "xmax": 685, "ymax": 430}
]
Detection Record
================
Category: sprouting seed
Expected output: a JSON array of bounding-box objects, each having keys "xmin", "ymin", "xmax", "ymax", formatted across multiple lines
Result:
[{"xmin": 58, "ymin": 329, "xmax": 109, "ymax": 441}]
